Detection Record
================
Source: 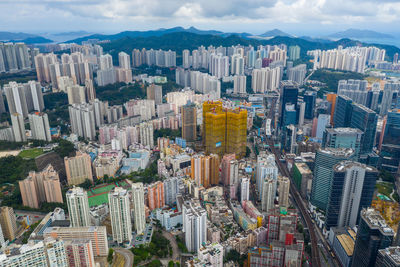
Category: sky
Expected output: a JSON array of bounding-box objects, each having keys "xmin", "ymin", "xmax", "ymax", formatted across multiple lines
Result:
[{"xmin": 1, "ymin": 0, "xmax": 400, "ymax": 36}]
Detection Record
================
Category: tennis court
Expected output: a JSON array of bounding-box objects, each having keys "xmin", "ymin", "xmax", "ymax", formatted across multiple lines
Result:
[{"xmin": 87, "ymin": 180, "xmax": 130, "ymax": 207}]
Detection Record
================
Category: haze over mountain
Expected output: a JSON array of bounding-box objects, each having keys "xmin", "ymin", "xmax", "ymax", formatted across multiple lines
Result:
[
  {"xmin": 328, "ymin": 29, "xmax": 394, "ymax": 39},
  {"xmin": 258, "ymin": 29, "xmax": 293, "ymax": 38},
  {"xmin": 0, "ymin": 31, "xmax": 38, "ymax": 41}
]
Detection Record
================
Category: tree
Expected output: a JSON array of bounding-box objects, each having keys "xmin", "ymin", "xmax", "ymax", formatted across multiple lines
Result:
[
  {"xmin": 168, "ymin": 260, "xmax": 175, "ymax": 267},
  {"xmin": 380, "ymin": 169, "xmax": 395, "ymax": 183},
  {"xmin": 54, "ymin": 139, "xmax": 76, "ymax": 158},
  {"xmin": 107, "ymin": 248, "xmax": 114, "ymax": 264},
  {"xmin": 78, "ymin": 179, "xmax": 93, "ymax": 190}
]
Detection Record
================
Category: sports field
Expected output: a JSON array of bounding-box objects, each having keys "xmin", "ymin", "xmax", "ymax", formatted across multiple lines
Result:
[
  {"xmin": 19, "ymin": 148, "xmax": 44, "ymax": 159},
  {"xmin": 87, "ymin": 180, "xmax": 129, "ymax": 207}
]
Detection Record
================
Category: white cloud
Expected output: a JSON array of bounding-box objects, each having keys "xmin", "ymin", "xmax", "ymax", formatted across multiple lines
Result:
[{"xmin": 0, "ymin": 0, "xmax": 400, "ymax": 34}]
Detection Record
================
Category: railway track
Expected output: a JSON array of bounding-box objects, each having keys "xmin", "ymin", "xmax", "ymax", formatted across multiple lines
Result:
[{"xmin": 267, "ymin": 139, "xmax": 321, "ymax": 267}]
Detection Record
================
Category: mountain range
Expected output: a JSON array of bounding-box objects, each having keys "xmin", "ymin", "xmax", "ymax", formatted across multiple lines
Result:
[
  {"xmin": 0, "ymin": 31, "xmax": 53, "ymax": 43},
  {"xmin": 327, "ymin": 28, "xmax": 394, "ymax": 39},
  {"xmin": 1, "ymin": 27, "xmax": 398, "ymax": 52},
  {"xmin": 98, "ymin": 31, "xmax": 400, "ymax": 61}
]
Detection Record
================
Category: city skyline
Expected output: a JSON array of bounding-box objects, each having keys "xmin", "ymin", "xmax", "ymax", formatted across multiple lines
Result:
[{"xmin": 1, "ymin": 0, "xmax": 400, "ymax": 36}]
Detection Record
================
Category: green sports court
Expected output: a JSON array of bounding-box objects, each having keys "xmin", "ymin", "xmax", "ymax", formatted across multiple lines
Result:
[{"xmin": 87, "ymin": 180, "xmax": 129, "ymax": 207}]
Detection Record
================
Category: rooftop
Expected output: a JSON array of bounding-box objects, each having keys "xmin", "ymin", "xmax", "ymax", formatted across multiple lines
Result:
[
  {"xmin": 294, "ymin": 162, "xmax": 312, "ymax": 174},
  {"xmin": 325, "ymin": 127, "xmax": 363, "ymax": 134},
  {"xmin": 378, "ymin": 247, "xmax": 400, "ymax": 265},
  {"xmin": 362, "ymin": 208, "xmax": 394, "ymax": 236},
  {"xmin": 319, "ymin": 147, "xmax": 355, "ymax": 157}
]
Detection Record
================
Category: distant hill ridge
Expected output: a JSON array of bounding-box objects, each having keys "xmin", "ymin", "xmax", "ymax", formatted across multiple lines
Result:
[
  {"xmin": 98, "ymin": 31, "xmax": 400, "ymax": 61},
  {"xmin": 328, "ymin": 28, "xmax": 394, "ymax": 39}
]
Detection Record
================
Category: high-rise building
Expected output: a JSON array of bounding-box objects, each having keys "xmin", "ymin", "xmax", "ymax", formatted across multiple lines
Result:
[
  {"xmin": 0, "ymin": 238, "xmax": 68, "ymax": 267},
  {"xmin": 109, "ymin": 187, "xmax": 132, "ymax": 244},
  {"xmin": 191, "ymin": 154, "xmax": 220, "ymax": 187},
  {"xmin": 380, "ymin": 109, "xmax": 400, "ymax": 174},
  {"xmin": 65, "ymin": 240, "xmax": 95, "ymax": 267},
  {"xmin": 282, "ymin": 104, "xmax": 297, "ymax": 127},
  {"xmin": 182, "ymin": 49, "xmax": 191, "ymax": 69},
  {"xmin": 99, "ymin": 54, "xmax": 113, "ymax": 70},
  {"xmin": 19, "ymin": 164, "xmax": 63, "ymax": 209},
  {"xmin": 203, "ymin": 101, "xmax": 247, "ymax": 158},
  {"xmin": 0, "ymin": 224, "xmax": 5, "ymax": 248},
  {"xmin": 322, "ymin": 127, "xmax": 363, "ymax": 156},
  {"xmin": 34, "ymin": 53, "xmax": 58, "ymax": 84},
  {"xmin": 233, "ymin": 75, "xmax": 246, "ymax": 94},
  {"xmin": 85, "ymin": 79, "xmax": 96, "ymax": 102},
  {"xmin": 4, "ymin": 81, "xmax": 44, "ymax": 117},
  {"xmin": 182, "ymin": 201, "xmax": 207, "ymax": 253},
  {"xmin": 350, "ymin": 103, "xmax": 378, "ymax": 155},
  {"xmin": 66, "ymin": 187, "xmax": 91, "ymax": 227},
  {"xmin": 278, "ymin": 176, "xmax": 290, "ymax": 207},
  {"xmin": 139, "ymin": 121, "xmax": 154, "ymax": 148},
  {"xmin": 28, "ymin": 112, "xmax": 51, "ymax": 141},
  {"xmin": 256, "ymin": 153, "xmax": 278, "ymax": 201},
  {"xmin": 241, "ymin": 177, "xmax": 250, "ymax": 203},
  {"xmin": 220, "ymin": 153, "xmax": 236, "ymax": 186},
  {"xmin": 287, "ymin": 64, "xmax": 306, "ymax": 85},
  {"xmin": 304, "ymin": 91, "xmax": 317, "ymax": 119},
  {"xmin": 282, "ymin": 124, "xmax": 297, "ymax": 154},
  {"xmin": 181, "ymin": 102, "xmax": 197, "ymax": 142},
  {"xmin": 147, "ymin": 181, "xmax": 165, "ymax": 210},
  {"xmin": 376, "ymin": 247, "xmax": 400, "ymax": 267},
  {"xmin": 163, "ymin": 177, "xmax": 180, "ymax": 206},
  {"xmin": 11, "ymin": 112, "xmax": 26, "ymax": 142},
  {"xmin": 380, "ymin": 82, "xmax": 399, "ymax": 116},
  {"xmin": 335, "ymin": 79, "xmax": 368, "ymax": 104},
  {"xmin": 0, "ymin": 92, "xmax": 6, "ymax": 114},
  {"xmin": 197, "ymin": 242, "xmax": 224, "ymax": 267},
  {"xmin": 352, "ymin": 208, "xmax": 394, "ymax": 267},
  {"xmin": 261, "ymin": 178, "xmax": 276, "ymax": 212},
  {"xmin": 288, "ymin": 45, "xmax": 300, "ymax": 60},
  {"xmin": 280, "ymin": 81, "xmax": 299, "ymax": 124},
  {"xmin": 147, "ymin": 84, "xmax": 162, "ymax": 105},
  {"xmin": 64, "ymin": 152, "xmax": 93, "ymax": 185},
  {"xmin": 231, "ymin": 54, "xmax": 244, "ymax": 75},
  {"xmin": 118, "ymin": 52, "xmax": 131, "ymax": 70},
  {"xmin": 0, "ymin": 42, "xmax": 33, "ymax": 73},
  {"xmin": 326, "ymin": 162, "xmax": 378, "ymax": 229},
  {"xmin": 131, "ymin": 183, "xmax": 146, "ymax": 234},
  {"xmin": 310, "ymin": 148, "xmax": 355, "ymax": 210},
  {"xmin": 97, "ymin": 68, "xmax": 116, "ymax": 86},
  {"xmin": 68, "ymin": 103, "xmax": 96, "ymax": 140},
  {"xmin": 326, "ymin": 93, "xmax": 337, "ymax": 125},
  {"xmin": 226, "ymin": 108, "xmax": 247, "ymax": 157},
  {"xmin": 315, "ymin": 114, "xmax": 331, "ymax": 140},
  {"xmin": 334, "ymin": 95, "xmax": 353, "ymax": 127},
  {"xmin": 43, "ymin": 226, "xmax": 109, "ymax": 257},
  {"xmin": 0, "ymin": 207, "xmax": 17, "ymax": 241},
  {"xmin": 67, "ymin": 84, "xmax": 86, "ymax": 104},
  {"xmin": 251, "ymin": 67, "xmax": 281, "ymax": 93},
  {"xmin": 292, "ymin": 162, "xmax": 312, "ymax": 198},
  {"xmin": 209, "ymin": 53, "xmax": 229, "ymax": 79},
  {"xmin": 298, "ymin": 100, "xmax": 305, "ymax": 126}
]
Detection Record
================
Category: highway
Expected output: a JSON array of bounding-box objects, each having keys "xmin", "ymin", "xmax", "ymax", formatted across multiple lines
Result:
[{"xmin": 266, "ymin": 138, "xmax": 322, "ymax": 267}]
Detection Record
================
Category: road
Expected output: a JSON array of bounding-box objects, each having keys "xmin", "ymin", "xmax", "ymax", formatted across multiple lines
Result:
[
  {"xmin": 266, "ymin": 138, "xmax": 322, "ymax": 267},
  {"xmin": 114, "ymin": 247, "xmax": 134, "ymax": 267},
  {"xmin": 162, "ymin": 230, "xmax": 180, "ymax": 261}
]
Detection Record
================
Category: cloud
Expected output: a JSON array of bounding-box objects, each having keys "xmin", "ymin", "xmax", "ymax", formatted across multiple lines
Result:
[{"xmin": 0, "ymin": 0, "xmax": 400, "ymax": 34}]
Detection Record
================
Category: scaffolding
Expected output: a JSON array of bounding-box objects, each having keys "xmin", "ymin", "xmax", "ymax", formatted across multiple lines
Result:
[
  {"xmin": 205, "ymin": 111, "xmax": 226, "ymax": 156},
  {"xmin": 203, "ymin": 102, "xmax": 248, "ymax": 159},
  {"xmin": 226, "ymin": 108, "xmax": 248, "ymax": 158}
]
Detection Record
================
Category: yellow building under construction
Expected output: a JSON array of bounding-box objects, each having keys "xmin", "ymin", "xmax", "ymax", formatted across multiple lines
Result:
[{"xmin": 203, "ymin": 101, "xmax": 248, "ymax": 158}]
